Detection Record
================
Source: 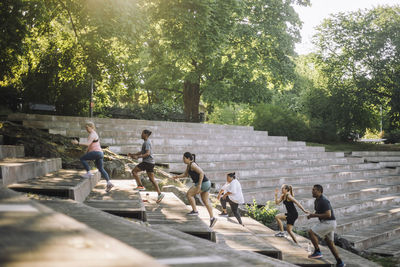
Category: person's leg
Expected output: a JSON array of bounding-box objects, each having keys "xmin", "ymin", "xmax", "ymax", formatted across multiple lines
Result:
[
  {"xmin": 275, "ymin": 213, "xmax": 286, "ymax": 232},
  {"xmin": 132, "ymin": 166, "xmax": 144, "ymax": 187},
  {"xmin": 200, "ymin": 191, "xmax": 214, "ymax": 218},
  {"xmin": 94, "ymin": 152, "xmax": 110, "ymax": 182},
  {"xmin": 147, "ymin": 171, "xmax": 161, "ymax": 195},
  {"xmin": 187, "ymin": 186, "xmax": 198, "ymax": 212},
  {"xmin": 287, "ymin": 224, "xmax": 298, "ymax": 244},
  {"xmin": 80, "ymin": 151, "xmax": 96, "ymax": 172},
  {"xmin": 308, "ymin": 229, "xmax": 320, "ymax": 252},
  {"xmin": 220, "ymin": 197, "xmax": 228, "ymax": 214},
  {"xmin": 227, "ymin": 197, "xmax": 242, "ymax": 225},
  {"xmin": 324, "ymin": 237, "xmax": 341, "ymax": 262}
]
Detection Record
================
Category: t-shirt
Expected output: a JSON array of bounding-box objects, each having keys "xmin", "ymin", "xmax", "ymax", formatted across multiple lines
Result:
[
  {"xmin": 224, "ymin": 179, "xmax": 244, "ymax": 204},
  {"xmin": 314, "ymin": 195, "xmax": 336, "ymax": 221},
  {"xmin": 87, "ymin": 131, "xmax": 102, "ymax": 152},
  {"xmin": 141, "ymin": 139, "xmax": 155, "ymax": 164}
]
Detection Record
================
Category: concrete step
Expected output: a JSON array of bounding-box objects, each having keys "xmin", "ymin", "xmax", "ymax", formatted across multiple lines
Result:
[
  {"xmin": 0, "ymin": 157, "xmax": 62, "ymax": 186},
  {"xmin": 8, "ymin": 169, "xmax": 101, "ymax": 202},
  {"xmin": 153, "ymin": 151, "xmax": 343, "ymax": 165},
  {"xmin": 45, "ymin": 192, "xmax": 293, "ymax": 266},
  {"xmin": 335, "ymin": 205, "xmax": 400, "ymax": 235},
  {"xmin": 18, "ymin": 117, "xmax": 258, "ymax": 135},
  {"xmin": 340, "ymin": 217, "xmax": 400, "ymax": 250},
  {"xmin": 238, "ymin": 174, "xmax": 400, "ymax": 192},
  {"xmin": 205, "ymin": 162, "xmax": 387, "ymax": 181},
  {"xmin": 111, "ymin": 145, "xmax": 326, "ymax": 157},
  {"xmin": 365, "ymin": 235, "xmax": 400, "ymax": 256},
  {"xmin": 295, "ymin": 193, "xmax": 400, "ymax": 224},
  {"xmin": 352, "ymin": 151, "xmax": 400, "ymax": 157},
  {"xmin": 0, "ymin": 145, "xmax": 24, "ymax": 159},
  {"xmin": 0, "ymin": 188, "xmax": 162, "ymax": 267},
  {"xmin": 98, "ymin": 137, "xmax": 301, "ymax": 147},
  {"xmin": 379, "ymin": 161, "xmax": 400, "ymax": 168},
  {"xmin": 363, "ymin": 156, "xmax": 400, "ymax": 162},
  {"xmin": 59, "ymin": 129, "xmax": 284, "ymax": 142},
  {"xmin": 245, "ymin": 182, "xmax": 400, "ymax": 206},
  {"xmin": 166, "ymin": 157, "xmax": 365, "ymax": 173}
]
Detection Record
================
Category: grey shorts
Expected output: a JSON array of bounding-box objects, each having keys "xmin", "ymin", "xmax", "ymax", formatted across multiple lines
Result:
[
  {"xmin": 311, "ymin": 220, "xmax": 337, "ymax": 241},
  {"xmin": 195, "ymin": 180, "xmax": 211, "ymax": 192}
]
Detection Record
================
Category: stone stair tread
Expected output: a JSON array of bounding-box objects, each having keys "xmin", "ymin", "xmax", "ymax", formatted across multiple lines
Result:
[
  {"xmin": 340, "ymin": 217, "xmax": 400, "ymax": 242},
  {"xmin": 365, "ymin": 237, "xmax": 400, "ymax": 256},
  {"xmin": 243, "ymin": 180, "xmax": 400, "ymax": 194}
]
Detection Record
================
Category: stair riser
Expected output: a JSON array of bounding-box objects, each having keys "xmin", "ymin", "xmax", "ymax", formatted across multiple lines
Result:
[{"xmin": 352, "ymin": 227, "xmax": 400, "ymax": 251}]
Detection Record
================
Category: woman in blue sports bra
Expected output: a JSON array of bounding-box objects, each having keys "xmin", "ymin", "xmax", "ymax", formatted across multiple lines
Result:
[{"xmin": 172, "ymin": 152, "xmax": 217, "ymax": 228}]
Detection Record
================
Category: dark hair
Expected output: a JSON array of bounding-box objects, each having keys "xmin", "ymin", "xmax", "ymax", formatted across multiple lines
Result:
[
  {"xmin": 313, "ymin": 184, "xmax": 323, "ymax": 193},
  {"xmin": 283, "ymin": 184, "xmax": 294, "ymax": 197},
  {"xmin": 143, "ymin": 129, "xmax": 152, "ymax": 136},
  {"xmin": 183, "ymin": 152, "xmax": 196, "ymax": 162},
  {"xmin": 227, "ymin": 172, "xmax": 236, "ymax": 179}
]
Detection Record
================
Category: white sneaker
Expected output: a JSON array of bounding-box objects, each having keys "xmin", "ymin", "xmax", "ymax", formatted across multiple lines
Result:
[
  {"xmin": 81, "ymin": 172, "xmax": 93, "ymax": 179},
  {"xmin": 274, "ymin": 231, "xmax": 285, "ymax": 237}
]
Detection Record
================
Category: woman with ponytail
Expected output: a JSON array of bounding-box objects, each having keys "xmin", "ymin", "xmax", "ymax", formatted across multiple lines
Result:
[
  {"xmin": 274, "ymin": 184, "xmax": 309, "ymax": 244},
  {"xmin": 172, "ymin": 152, "xmax": 217, "ymax": 228},
  {"xmin": 217, "ymin": 172, "xmax": 244, "ymax": 226}
]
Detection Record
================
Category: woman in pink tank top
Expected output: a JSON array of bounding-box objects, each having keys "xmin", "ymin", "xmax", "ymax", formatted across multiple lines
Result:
[{"xmin": 72, "ymin": 122, "xmax": 113, "ymax": 192}]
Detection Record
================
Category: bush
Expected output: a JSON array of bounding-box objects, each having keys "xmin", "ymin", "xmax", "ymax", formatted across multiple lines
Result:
[
  {"xmin": 96, "ymin": 103, "xmax": 185, "ymax": 122},
  {"xmin": 207, "ymin": 103, "xmax": 254, "ymax": 126},
  {"xmin": 246, "ymin": 199, "xmax": 279, "ymax": 226},
  {"xmin": 253, "ymin": 103, "xmax": 311, "ymax": 141}
]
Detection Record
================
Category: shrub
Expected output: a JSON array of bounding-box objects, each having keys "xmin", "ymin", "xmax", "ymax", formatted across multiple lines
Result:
[
  {"xmin": 253, "ymin": 103, "xmax": 311, "ymax": 141},
  {"xmin": 245, "ymin": 199, "xmax": 279, "ymax": 226}
]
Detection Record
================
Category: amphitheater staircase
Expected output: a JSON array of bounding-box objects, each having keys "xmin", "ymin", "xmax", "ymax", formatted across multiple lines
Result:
[{"xmin": 6, "ymin": 113, "xmax": 400, "ymax": 258}]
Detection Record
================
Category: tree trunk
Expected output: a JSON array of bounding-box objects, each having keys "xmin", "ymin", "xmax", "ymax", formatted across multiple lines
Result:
[{"xmin": 183, "ymin": 79, "xmax": 200, "ymax": 122}]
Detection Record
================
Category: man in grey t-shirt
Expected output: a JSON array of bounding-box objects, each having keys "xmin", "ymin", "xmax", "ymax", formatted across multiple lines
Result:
[{"xmin": 128, "ymin": 129, "xmax": 164, "ymax": 203}]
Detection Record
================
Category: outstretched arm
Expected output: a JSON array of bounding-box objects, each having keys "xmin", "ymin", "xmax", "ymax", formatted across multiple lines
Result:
[{"xmin": 287, "ymin": 194, "xmax": 309, "ymax": 213}]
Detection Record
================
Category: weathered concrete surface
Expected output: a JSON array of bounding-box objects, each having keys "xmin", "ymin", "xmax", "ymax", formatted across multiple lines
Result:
[
  {"xmin": 8, "ymin": 169, "xmax": 101, "ymax": 202},
  {"xmin": 140, "ymin": 191, "xmax": 215, "ymax": 241},
  {"xmin": 42, "ymin": 198, "xmax": 294, "ymax": 266},
  {"xmin": 85, "ymin": 180, "xmax": 146, "ymax": 221},
  {"xmin": 196, "ymin": 206, "xmax": 333, "ymax": 266},
  {"xmin": 0, "ymin": 145, "xmax": 24, "ymax": 159},
  {"xmin": 0, "ymin": 188, "xmax": 163, "ymax": 267},
  {"xmin": 0, "ymin": 157, "xmax": 62, "ymax": 186}
]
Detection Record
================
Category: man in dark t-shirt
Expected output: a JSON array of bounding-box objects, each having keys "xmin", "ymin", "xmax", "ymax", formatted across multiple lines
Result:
[{"xmin": 307, "ymin": 184, "xmax": 345, "ymax": 267}]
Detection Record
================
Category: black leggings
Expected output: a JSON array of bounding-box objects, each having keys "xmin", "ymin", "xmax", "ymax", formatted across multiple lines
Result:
[{"xmin": 220, "ymin": 196, "xmax": 242, "ymax": 225}]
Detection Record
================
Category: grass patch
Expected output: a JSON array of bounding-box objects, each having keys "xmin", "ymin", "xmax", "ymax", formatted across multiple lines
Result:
[{"xmin": 306, "ymin": 141, "xmax": 400, "ymax": 152}]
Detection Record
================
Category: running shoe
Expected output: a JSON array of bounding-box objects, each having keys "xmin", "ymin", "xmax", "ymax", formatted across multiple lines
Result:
[
  {"xmin": 308, "ymin": 251, "xmax": 323, "ymax": 259},
  {"xmin": 218, "ymin": 212, "xmax": 228, "ymax": 217},
  {"xmin": 274, "ymin": 232, "xmax": 285, "ymax": 237},
  {"xmin": 210, "ymin": 217, "xmax": 217, "ymax": 228},
  {"xmin": 81, "ymin": 172, "xmax": 93, "ymax": 179},
  {"xmin": 106, "ymin": 183, "xmax": 114, "ymax": 192},
  {"xmin": 187, "ymin": 210, "xmax": 199, "ymax": 216},
  {"xmin": 156, "ymin": 193, "xmax": 165, "ymax": 203},
  {"xmin": 134, "ymin": 186, "xmax": 145, "ymax": 191},
  {"xmin": 336, "ymin": 261, "xmax": 345, "ymax": 267}
]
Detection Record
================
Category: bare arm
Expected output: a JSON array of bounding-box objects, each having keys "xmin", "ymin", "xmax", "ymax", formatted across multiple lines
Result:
[
  {"xmin": 307, "ymin": 210, "xmax": 331, "ymax": 220},
  {"xmin": 286, "ymin": 194, "xmax": 308, "ymax": 213},
  {"xmin": 172, "ymin": 167, "xmax": 189, "ymax": 179},
  {"xmin": 274, "ymin": 188, "xmax": 284, "ymax": 205}
]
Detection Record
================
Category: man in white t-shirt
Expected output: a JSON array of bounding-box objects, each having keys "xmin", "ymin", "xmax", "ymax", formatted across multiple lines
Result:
[{"xmin": 217, "ymin": 172, "xmax": 244, "ymax": 226}]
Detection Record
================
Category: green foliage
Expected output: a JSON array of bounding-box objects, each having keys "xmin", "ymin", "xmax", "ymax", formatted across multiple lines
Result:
[
  {"xmin": 246, "ymin": 199, "xmax": 279, "ymax": 226},
  {"xmin": 253, "ymin": 103, "xmax": 311, "ymax": 141},
  {"xmin": 96, "ymin": 103, "xmax": 185, "ymax": 122},
  {"xmin": 383, "ymin": 129, "xmax": 400, "ymax": 144},
  {"xmin": 207, "ymin": 103, "xmax": 254, "ymax": 126}
]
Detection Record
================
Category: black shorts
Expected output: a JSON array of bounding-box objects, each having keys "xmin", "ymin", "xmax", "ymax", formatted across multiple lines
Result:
[
  {"xmin": 136, "ymin": 162, "xmax": 155, "ymax": 173},
  {"xmin": 285, "ymin": 213, "xmax": 298, "ymax": 225}
]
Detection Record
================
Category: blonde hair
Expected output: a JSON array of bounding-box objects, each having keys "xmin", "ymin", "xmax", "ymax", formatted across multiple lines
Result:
[
  {"xmin": 282, "ymin": 184, "xmax": 294, "ymax": 197},
  {"xmin": 85, "ymin": 122, "xmax": 96, "ymax": 130}
]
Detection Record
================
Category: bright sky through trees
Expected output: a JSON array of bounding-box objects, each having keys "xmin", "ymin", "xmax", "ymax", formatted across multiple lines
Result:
[{"xmin": 294, "ymin": 0, "xmax": 400, "ymax": 54}]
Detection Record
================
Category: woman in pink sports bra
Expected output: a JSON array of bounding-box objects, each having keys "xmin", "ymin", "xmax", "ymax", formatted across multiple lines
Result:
[{"xmin": 72, "ymin": 122, "xmax": 114, "ymax": 192}]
